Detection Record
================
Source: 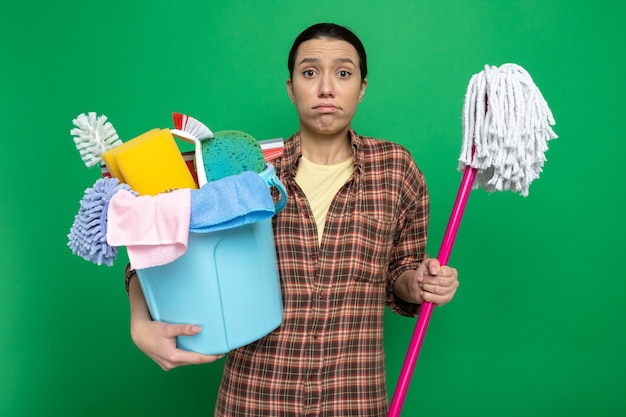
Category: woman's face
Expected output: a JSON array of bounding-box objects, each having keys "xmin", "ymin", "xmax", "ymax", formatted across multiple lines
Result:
[{"xmin": 287, "ymin": 38, "xmax": 367, "ymax": 138}]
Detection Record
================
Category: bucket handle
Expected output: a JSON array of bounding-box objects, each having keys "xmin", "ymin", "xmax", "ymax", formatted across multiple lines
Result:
[{"xmin": 264, "ymin": 163, "xmax": 287, "ymax": 214}]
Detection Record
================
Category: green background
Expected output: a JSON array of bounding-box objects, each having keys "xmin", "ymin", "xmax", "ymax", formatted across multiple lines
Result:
[{"xmin": 1, "ymin": 0, "xmax": 624, "ymax": 416}]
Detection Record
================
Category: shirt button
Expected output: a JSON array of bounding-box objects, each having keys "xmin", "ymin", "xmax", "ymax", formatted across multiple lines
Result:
[{"xmin": 318, "ymin": 292, "xmax": 326, "ymax": 300}]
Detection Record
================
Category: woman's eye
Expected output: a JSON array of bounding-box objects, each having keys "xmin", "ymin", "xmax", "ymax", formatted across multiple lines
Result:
[
  {"xmin": 302, "ymin": 70, "xmax": 316, "ymax": 77},
  {"xmin": 338, "ymin": 70, "xmax": 351, "ymax": 78}
]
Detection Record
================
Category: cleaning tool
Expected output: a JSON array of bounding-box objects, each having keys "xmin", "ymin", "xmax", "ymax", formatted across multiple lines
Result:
[
  {"xmin": 71, "ymin": 112, "xmax": 122, "ymax": 168},
  {"xmin": 101, "ymin": 128, "xmax": 198, "ymax": 195},
  {"xmin": 259, "ymin": 137, "xmax": 285, "ymax": 161},
  {"xmin": 201, "ymin": 130, "xmax": 266, "ymax": 182},
  {"xmin": 67, "ymin": 110, "xmax": 289, "ymax": 354},
  {"xmin": 169, "ymin": 113, "xmax": 279, "ymax": 186},
  {"xmin": 106, "ymin": 188, "xmax": 191, "ymax": 269},
  {"xmin": 172, "ymin": 112, "xmax": 213, "ymax": 141},
  {"xmin": 170, "ymin": 112, "xmax": 214, "ymax": 187},
  {"xmin": 100, "ymin": 128, "xmax": 159, "ymax": 181},
  {"xmin": 67, "ymin": 177, "xmax": 135, "ymax": 266},
  {"xmin": 170, "ymin": 115, "xmax": 267, "ymax": 183},
  {"xmin": 189, "ymin": 171, "xmax": 275, "ymax": 233},
  {"xmin": 388, "ymin": 63, "xmax": 557, "ymax": 417}
]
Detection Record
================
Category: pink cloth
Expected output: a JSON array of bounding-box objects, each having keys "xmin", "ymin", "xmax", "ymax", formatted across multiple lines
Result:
[{"xmin": 107, "ymin": 189, "xmax": 191, "ymax": 269}]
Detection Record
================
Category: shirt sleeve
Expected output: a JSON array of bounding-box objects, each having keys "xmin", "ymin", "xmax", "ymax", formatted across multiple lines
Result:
[
  {"xmin": 124, "ymin": 262, "xmax": 135, "ymax": 295},
  {"xmin": 385, "ymin": 152, "xmax": 430, "ymax": 317}
]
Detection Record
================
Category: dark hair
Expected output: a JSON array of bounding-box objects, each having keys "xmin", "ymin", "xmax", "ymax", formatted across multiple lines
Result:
[{"xmin": 287, "ymin": 23, "xmax": 367, "ymax": 82}]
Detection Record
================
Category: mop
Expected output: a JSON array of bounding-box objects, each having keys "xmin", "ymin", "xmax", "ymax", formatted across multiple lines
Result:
[{"xmin": 388, "ymin": 63, "xmax": 558, "ymax": 416}]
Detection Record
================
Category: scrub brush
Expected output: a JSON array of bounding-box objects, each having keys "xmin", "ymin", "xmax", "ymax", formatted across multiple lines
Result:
[
  {"xmin": 71, "ymin": 112, "xmax": 122, "ymax": 168},
  {"xmin": 170, "ymin": 112, "xmax": 214, "ymax": 186},
  {"xmin": 171, "ymin": 112, "xmax": 213, "ymax": 140}
]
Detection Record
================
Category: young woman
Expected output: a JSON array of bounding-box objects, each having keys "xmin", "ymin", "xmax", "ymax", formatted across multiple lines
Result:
[{"xmin": 127, "ymin": 23, "xmax": 459, "ymax": 416}]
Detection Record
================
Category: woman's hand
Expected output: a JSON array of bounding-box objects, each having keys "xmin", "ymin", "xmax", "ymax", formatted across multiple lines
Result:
[
  {"xmin": 129, "ymin": 277, "xmax": 224, "ymax": 371},
  {"xmin": 394, "ymin": 258, "xmax": 459, "ymax": 306}
]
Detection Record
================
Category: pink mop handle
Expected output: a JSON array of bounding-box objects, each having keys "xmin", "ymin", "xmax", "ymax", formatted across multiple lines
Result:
[{"xmin": 387, "ymin": 165, "xmax": 477, "ymax": 417}]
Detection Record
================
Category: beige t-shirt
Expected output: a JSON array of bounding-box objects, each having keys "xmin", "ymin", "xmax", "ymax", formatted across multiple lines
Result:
[{"xmin": 295, "ymin": 156, "xmax": 354, "ymax": 245}]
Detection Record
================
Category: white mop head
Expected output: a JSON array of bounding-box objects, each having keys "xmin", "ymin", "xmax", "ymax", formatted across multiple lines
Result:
[
  {"xmin": 459, "ymin": 64, "xmax": 558, "ymax": 196},
  {"xmin": 71, "ymin": 112, "xmax": 122, "ymax": 168}
]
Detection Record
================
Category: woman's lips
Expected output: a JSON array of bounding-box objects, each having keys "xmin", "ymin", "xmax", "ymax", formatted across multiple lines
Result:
[{"xmin": 314, "ymin": 104, "xmax": 339, "ymax": 113}]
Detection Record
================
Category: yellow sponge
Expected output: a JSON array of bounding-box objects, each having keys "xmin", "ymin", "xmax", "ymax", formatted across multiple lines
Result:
[
  {"xmin": 101, "ymin": 128, "xmax": 158, "ymax": 181},
  {"xmin": 102, "ymin": 128, "xmax": 197, "ymax": 195}
]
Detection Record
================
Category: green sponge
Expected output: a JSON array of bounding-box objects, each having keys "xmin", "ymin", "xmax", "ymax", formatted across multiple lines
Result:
[{"xmin": 201, "ymin": 130, "xmax": 266, "ymax": 182}]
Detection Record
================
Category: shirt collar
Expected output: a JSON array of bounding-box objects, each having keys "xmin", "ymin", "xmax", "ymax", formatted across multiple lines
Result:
[{"xmin": 281, "ymin": 129, "xmax": 363, "ymax": 178}]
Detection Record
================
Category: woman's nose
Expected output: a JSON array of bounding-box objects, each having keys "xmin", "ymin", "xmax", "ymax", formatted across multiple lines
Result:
[{"xmin": 318, "ymin": 74, "xmax": 335, "ymax": 97}]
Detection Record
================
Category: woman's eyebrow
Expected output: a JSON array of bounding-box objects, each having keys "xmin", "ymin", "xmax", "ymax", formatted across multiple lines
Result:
[
  {"xmin": 297, "ymin": 57, "xmax": 356, "ymax": 66},
  {"xmin": 297, "ymin": 57, "xmax": 319, "ymax": 66},
  {"xmin": 334, "ymin": 57, "xmax": 356, "ymax": 66}
]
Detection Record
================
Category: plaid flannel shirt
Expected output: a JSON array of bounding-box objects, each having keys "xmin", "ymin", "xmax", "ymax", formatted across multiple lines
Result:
[{"xmin": 215, "ymin": 130, "xmax": 429, "ymax": 417}]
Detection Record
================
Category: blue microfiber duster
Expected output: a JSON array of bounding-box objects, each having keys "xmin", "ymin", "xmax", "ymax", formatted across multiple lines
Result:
[{"xmin": 68, "ymin": 177, "xmax": 136, "ymax": 266}]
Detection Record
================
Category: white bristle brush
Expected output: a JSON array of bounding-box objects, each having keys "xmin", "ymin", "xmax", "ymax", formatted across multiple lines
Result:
[
  {"xmin": 170, "ymin": 112, "xmax": 214, "ymax": 187},
  {"xmin": 71, "ymin": 112, "xmax": 122, "ymax": 168}
]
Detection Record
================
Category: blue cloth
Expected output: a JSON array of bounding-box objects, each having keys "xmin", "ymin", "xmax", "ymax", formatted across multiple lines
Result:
[
  {"xmin": 190, "ymin": 171, "xmax": 275, "ymax": 233},
  {"xmin": 68, "ymin": 177, "xmax": 136, "ymax": 266}
]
